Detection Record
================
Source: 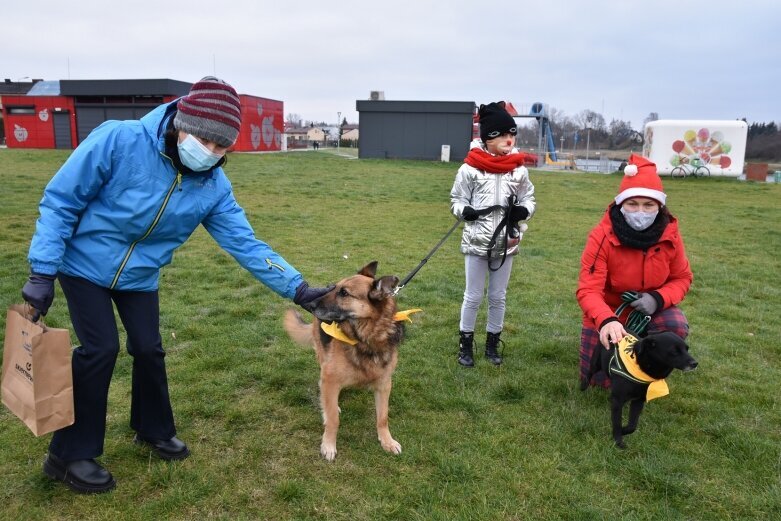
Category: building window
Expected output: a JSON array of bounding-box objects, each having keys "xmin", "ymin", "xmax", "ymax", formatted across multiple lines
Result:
[
  {"xmin": 75, "ymin": 96, "xmax": 107, "ymax": 104},
  {"xmin": 7, "ymin": 106, "xmax": 36, "ymax": 115}
]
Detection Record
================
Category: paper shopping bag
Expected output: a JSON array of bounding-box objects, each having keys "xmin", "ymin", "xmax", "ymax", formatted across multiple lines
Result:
[{"xmin": 2, "ymin": 304, "xmax": 74, "ymax": 436}]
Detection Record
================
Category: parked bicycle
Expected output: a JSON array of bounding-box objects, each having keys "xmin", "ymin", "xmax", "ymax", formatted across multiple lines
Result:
[{"xmin": 671, "ymin": 157, "xmax": 710, "ymax": 179}]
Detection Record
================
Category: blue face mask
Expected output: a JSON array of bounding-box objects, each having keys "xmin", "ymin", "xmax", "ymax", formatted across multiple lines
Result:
[{"xmin": 177, "ymin": 134, "xmax": 223, "ymax": 171}]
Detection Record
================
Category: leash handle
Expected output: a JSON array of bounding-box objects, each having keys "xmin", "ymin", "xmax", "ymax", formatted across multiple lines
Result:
[
  {"xmin": 393, "ymin": 217, "xmax": 463, "ymax": 295},
  {"xmin": 616, "ymin": 291, "xmax": 651, "ymax": 336}
]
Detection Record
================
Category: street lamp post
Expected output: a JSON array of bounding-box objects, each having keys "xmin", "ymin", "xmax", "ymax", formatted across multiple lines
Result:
[
  {"xmin": 585, "ymin": 114, "xmax": 594, "ymax": 171},
  {"xmin": 337, "ymin": 111, "xmax": 341, "ymax": 151}
]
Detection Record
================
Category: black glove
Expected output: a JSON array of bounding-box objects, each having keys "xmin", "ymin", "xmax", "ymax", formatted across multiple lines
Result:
[
  {"xmin": 461, "ymin": 207, "xmax": 479, "ymax": 221},
  {"xmin": 22, "ymin": 272, "xmax": 56, "ymax": 322},
  {"xmin": 509, "ymin": 205, "xmax": 529, "ymax": 222},
  {"xmin": 293, "ymin": 281, "xmax": 334, "ymax": 313},
  {"xmin": 629, "ymin": 292, "xmax": 659, "ymax": 315}
]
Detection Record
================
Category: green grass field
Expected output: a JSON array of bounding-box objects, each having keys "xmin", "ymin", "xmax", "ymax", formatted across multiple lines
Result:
[{"xmin": 0, "ymin": 149, "xmax": 779, "ymax": 520}]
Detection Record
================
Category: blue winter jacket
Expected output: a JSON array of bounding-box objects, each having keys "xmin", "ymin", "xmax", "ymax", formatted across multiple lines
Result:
[{"xmin": 28, "ymin": 101, "xmax": 303, "ymax": 298}]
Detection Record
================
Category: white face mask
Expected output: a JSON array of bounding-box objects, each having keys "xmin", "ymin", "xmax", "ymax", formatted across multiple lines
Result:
[
  {"xmin": 620, "ymin": 207, "xmax": 658, "ymax": 231},
  {"xmin": 177, "ymin": 134, "xmax": 223, "ymax": 171}
]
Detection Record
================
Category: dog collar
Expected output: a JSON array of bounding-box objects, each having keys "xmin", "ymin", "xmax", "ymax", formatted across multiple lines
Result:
[
  {"xmin": 320, "ymin": 308, "xmax": 423, "ymax": 345},
  {"xmin": 609, "ymin": 335, "xmax": 670, "ymax": 401}
]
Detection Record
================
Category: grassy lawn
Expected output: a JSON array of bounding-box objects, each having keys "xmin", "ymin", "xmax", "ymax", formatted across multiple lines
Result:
[{"xmin": 0, "ymin": 149, "xmax": 779, "ymax": 520}]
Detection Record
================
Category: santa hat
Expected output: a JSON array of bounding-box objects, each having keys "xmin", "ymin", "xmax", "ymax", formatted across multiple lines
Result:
[{"xmin": 615, "ymin": 154, "xmax": 667, "ymax": 206}]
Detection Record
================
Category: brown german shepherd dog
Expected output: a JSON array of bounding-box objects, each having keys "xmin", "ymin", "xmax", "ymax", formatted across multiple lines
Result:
[{"xmin": 283, "ymin": 261, "xmax": 404, "ymax": 461}]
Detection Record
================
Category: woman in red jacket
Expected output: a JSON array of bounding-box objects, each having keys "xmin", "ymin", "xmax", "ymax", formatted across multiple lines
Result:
[{"xmin": 576, "ymin": 154, "xmax": 693, "ymax": 388}]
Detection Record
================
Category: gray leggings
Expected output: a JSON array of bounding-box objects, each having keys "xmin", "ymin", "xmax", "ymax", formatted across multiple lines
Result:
[{"xmin": 459, "ymin": 253, "xmax": 514, "ymax": 334}]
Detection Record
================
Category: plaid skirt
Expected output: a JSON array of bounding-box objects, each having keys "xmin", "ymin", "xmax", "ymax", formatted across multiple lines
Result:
[{"xmin": 579, "ymin": 306, "xmax": 689, "ymax": 388}]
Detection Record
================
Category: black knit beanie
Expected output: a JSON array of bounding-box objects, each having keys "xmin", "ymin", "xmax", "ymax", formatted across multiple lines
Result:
[{"xmin": 479, "ymin": 102, "xmax": 517, "ymax": 143}]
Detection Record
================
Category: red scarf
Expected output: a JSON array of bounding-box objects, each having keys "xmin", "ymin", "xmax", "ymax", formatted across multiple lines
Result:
[{"xmin": 464, "ymin": 148, "xmax": 530, "ymax": 174}]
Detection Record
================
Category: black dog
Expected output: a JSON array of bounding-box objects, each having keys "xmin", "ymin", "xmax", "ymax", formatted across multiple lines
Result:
[{"xmin": 581, "ymin": 331, "xmax": 698, "ymax": 448}]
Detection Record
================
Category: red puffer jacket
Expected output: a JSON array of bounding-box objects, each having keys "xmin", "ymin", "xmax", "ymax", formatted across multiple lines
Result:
[{"xmin": 576, "ymin": 206, "xmax": 693, "ymax": 330}]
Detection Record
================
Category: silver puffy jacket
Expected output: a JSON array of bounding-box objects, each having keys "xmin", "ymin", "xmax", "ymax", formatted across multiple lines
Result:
[{"xmin": 450, "ymin": 140, "xmax": 536, "ymax": 258}]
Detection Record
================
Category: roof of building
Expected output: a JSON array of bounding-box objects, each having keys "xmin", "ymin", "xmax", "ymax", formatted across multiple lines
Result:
[
  {"xmin": 59, "ymin": 79, "xmax": 192, "ymax": 97},
  {"xmin": 0, "ymin": 79, "xmax": 37, "ymax": 95},
  {"xmin": 26, "ymin": 81, "xmax": 61, "ymax": 96}
]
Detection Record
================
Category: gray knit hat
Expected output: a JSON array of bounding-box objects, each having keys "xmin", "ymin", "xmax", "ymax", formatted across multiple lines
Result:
[{"xmin": 174, "ymin": 76, "xmax": 242, "ymax": 147}]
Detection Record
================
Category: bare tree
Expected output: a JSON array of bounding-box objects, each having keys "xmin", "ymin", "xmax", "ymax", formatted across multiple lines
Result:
[
  {"xmin": 643, "ymin": 112, "xmax": 659, "ymax": 127},
  {"xmin": 574, "ymin": 110, "xmax": 606, "ymax": 132},
  {"xmin": 285, "ymin": 113, "xmax": 303, "ymax": 128}
]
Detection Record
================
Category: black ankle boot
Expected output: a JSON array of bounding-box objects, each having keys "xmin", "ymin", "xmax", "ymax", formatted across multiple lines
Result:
[
  {"xmin": 485, "ymin": 331, "xmax": 503, "ymax": 366},
  {"xmin": 457, "ymin": 331, "xmax": 474, "ymax": 367}
]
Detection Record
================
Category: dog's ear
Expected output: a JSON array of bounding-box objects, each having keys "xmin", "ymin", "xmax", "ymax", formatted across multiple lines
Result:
[
  {"xmin": 358, "ymin": 261, "xmax": 378, "ymax": 279},
  {"xmin": 634, "ymin": 336, "xmax": 655, "ymax": 355},
  {"xmin": 369, "ymin": 275, "xmax": 399, "ymax": 301}
]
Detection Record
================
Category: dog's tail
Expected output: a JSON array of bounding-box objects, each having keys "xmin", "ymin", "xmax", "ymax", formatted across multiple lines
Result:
[{"xmin": 283, "ymin": 309, "xmax": 314, "ymax": 346}]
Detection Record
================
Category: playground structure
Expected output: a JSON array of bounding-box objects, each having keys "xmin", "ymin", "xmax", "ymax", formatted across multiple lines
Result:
[
  {"xmin": 527, "ymin": 102, "xmax": 557, "ymax": 161},
  {"xmin": 544, "ymin": 151, "xmax": 576, "ymax": 169},
  {"xmin": 507, "ymin": 102, "xmax": 573, "ymax": 169}
]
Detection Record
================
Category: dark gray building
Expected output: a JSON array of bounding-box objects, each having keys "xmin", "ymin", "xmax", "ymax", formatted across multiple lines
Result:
[{"xmin": 356, "ymin": 100, "xmax": 475, "ymax": 161}]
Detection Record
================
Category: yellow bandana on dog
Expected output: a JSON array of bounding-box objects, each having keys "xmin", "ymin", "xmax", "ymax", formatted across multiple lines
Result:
[
  {"xmin": 610, "ymin": 335, "xmax": 670, "ymax": 402},
  {"xmin": 320, "ymin": 309, "xmax": 423, "ymax": 345}
]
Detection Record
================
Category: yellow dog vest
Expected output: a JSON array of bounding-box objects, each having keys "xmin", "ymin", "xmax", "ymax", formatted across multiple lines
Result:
[
  {"xmin": 609, "ymin": 334, "xmax": 670, "ymax": 401},
  {"xmin": 320, "ymin": 309, "xmax": 423, "ymax": 346}
]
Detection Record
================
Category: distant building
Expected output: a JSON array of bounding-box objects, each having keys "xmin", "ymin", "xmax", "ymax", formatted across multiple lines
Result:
[
  {"xmin": 0, "ymin": 79, "xmax": 37, "ymax": 145},
  {"xmin": 356, "ymin": 100, "xmax": 474, "ymax": 161},
  {"xmin": 285, "ymin": 127, "xmax": 310, "ymax": 149},
  {"xmin": 1, "ymin": 78, "xmax": 284, "ymax": 152},
  {"xmin": 340, "ymin": 124, "xmax": 359, "ymax": 142},
  {"xmin": 307, "ymin": 127, "xmax": 327, "ymax": 143}
]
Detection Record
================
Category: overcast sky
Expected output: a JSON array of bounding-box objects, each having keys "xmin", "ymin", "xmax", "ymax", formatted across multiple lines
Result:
[{"xmin": 4, "ymin": 0, "xmax": 779, "ymax": 130}]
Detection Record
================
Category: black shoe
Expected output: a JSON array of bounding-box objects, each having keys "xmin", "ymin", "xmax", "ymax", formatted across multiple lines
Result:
[
  {"xmin": 134, "ymin": 434, "xmax": 190, "ymax": 461},
  {"xmin": 457, "ymin": 352, "xmax": 475, "ymax": 367},
  {"xmin": 457, "ymin": 331, "xmax": 475, "ymax": 367},
  {"xmin": 485, "ymin": 331, "xmax": 503, "ymax": 366},
  {"xmin": 43, "ymin": 453, "xmax": 116, "ymax": 494}
]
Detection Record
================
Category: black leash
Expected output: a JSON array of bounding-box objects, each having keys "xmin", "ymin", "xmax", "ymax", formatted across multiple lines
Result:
[
  {"xmin": 392, "ymin": 199, "xmax": 514, "ymax": 295},
  {"xmin": 486, "ymin": 195, "xmax": 518, "ymax": 272},
  {"xmin": 393, "ymin": 217, "xmax": 464, "ymax": 296}
]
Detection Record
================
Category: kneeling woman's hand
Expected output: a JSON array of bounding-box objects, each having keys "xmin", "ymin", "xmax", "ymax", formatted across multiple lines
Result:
[{"xmin": 599, "ymin": 321, "xmax": 627, "ymax": 349}]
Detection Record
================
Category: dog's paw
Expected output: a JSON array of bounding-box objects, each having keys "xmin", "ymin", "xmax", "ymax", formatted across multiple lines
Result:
[
  {"xmin": 621, "ymin": 426, "xmax": 636, "ymax": 435},
  {"xmin": 320, "ymin": 442, "xmax": 337, "ymax": 461},
  {"xmin": 579, "ymin": 378, "xmax": 589, "ymax": 391},
  {"xmin": 381, "ymin": 438, "xmax": 402, "ymax": 455},
  {"xmin": 615, "ymin": 440, "xmax": 627, "ymax": 450}
]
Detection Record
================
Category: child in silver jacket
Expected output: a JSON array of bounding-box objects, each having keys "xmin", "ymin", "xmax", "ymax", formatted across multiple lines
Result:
[{"xmin": 450, "ymin": 102, "xmax": 536, "ymax": 367}]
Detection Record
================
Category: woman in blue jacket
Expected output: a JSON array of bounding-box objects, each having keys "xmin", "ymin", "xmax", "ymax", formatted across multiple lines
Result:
[{"xmin": 20, "ymin": 77, "xmax": 331, "ymax": 493}]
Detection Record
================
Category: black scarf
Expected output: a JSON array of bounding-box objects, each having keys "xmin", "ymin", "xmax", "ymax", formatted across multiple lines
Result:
[{"xmin": 609, "ymin": 204, "xmax": 670, "ymax": 250}]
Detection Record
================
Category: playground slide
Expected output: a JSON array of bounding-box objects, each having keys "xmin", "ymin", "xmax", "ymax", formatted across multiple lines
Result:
[
  {"xmin": 530, "ymin": 102, "xmax": 558, "ymax": 161},
  {"xmin": 545, "ymin": 121, "xmax": 558, "ymax": 162}
]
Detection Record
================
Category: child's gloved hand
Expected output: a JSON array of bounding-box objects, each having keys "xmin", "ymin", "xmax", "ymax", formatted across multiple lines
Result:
[{"xmin": 461, "ymin": 207, "xmax": 479, "ymax": 221}]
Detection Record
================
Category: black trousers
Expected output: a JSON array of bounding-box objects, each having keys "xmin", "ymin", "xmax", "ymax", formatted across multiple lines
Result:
[{"xmin": 49, "ymin": 274, "xmax": 176, "ymax": 461}]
